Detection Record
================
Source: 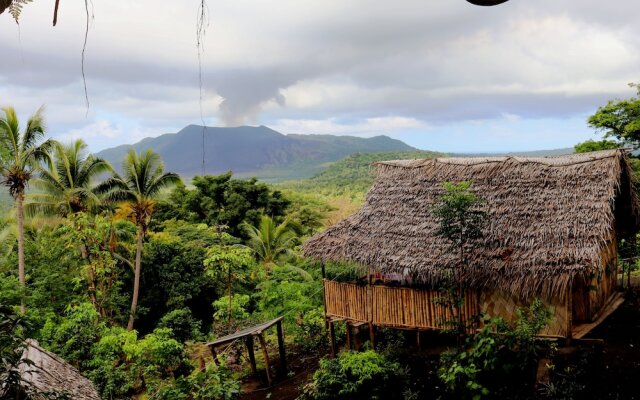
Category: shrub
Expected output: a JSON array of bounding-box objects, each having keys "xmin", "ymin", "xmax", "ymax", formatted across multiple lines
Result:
[
  {"xmin": 294, "ymin": 307, "xmax": 326, "ymax": 353},
  {"xmin": 306, "ymin": 350, "xmax": 406, "ymax": 400},
  {"xmin": 149, "ymin": 363, "xmax": 241, "ymax": 400},
  {"xmin": 438, "ymin": 299, "xmax": 552, "ymax": 399},
  {"xmin": 87, "ymin": 327, "xmax": 193, "ymax": 399},
  {"xmin": 157, "ymin": 308, "xmax": 202, "ymax": 343},
  {"xmin": 39, "ymin": 303, "xmax": 103, "ymax": 369},
  {"xmin": 212, "ymin": 294, "xmax": 251, "ymax": 322}
]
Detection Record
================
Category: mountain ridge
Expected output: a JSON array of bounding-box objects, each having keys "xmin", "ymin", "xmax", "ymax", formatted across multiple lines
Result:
[{"xmin": 95, "ymin": 125, "xmax": 416, "ymax": 180}]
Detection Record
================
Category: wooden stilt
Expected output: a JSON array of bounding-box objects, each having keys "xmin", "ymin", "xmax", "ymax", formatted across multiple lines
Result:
[
  {"xmin": 353, "ymin": 325, "xmax": 362, "ymax": 351},
  {"xmin": 322, "ymin": 262, "xmax": 328, "ymax": 329},
  {"xmin": 416, "ymin": 331, "xmax": 421, "ymax": 349},
  {"xmin": 276, "ymin": 320, "xmax": 287, "ymax": 373},
  {"xmin": 345, "ymin": 322, "xmax": 352, "ymax": 350},
  {"xmin": 257, "ymin": 334, "xmax": 273, "ymax": 387},
  {"xmin": 245, "ymin": 336, "xmax": 257, "ymax": 375},
  {"xmin": 369, "ymin": 322, "xmax": 376, "ymax": 350},
  {"xmin": 329, "ymin": 320, "xmax": 337, "ymax": 358}
]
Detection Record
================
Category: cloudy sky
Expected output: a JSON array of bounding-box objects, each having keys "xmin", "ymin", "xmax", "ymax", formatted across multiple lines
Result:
[{"xmin": 0, "ymin": 0, "xmax": 638, "ymax": 153}]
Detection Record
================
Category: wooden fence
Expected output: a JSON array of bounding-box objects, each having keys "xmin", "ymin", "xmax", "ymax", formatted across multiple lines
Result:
[{"xmin": 324, "ymin": 280, "xmax": 479, "ymax": 330}]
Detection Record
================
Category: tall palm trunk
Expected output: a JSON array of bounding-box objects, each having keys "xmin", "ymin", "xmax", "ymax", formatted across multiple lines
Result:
[
  {"xmin": 127, "ymin": 226, "xmax": 144, "ymax": 331},
  {"xmin": 16, "ymin": 192, "xmax": 26, "ymax": 314}
]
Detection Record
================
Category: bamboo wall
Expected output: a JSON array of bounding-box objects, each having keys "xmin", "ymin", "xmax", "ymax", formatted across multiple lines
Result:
[
  {"xmin": 323, "ymin": 281, "xmax": 370, "ymax": 322},
  {"xmin": 590, "ymin": 238, "xmax": 618, "ymax": 318},
  {"xmin": 323, "ymin": 280, "xmax": 478, "ymax": 330},
  {"xmin": 480, "ymin": 290, "xmax": 569, "ymax": 337},
  {"xmin": 324, "ymin": 280, "xmax": 573, "ymax": 337},
  {"xmin": 572, "ymin": 237, "xmax": 618, "ymax": 323}
]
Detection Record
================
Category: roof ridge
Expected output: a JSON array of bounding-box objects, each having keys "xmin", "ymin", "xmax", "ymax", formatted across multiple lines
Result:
[{"xmin": 376, "ymin": 149, "xmax": 625, "ymax": 169}]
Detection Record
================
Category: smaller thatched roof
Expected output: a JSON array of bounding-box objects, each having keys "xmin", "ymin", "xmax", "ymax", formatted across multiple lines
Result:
[
  {"xmin": 304, "ymin": 150, "xmax": 640, "ymax": 298},
  {"xmin": 18, "ymin": 339, "xmax": 100, "ymax": 400}
]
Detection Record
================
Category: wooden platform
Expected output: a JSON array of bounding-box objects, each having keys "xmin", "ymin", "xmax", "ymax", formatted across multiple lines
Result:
[
  {"xmin": 206, "ymin": 316, "xmax": 286, "ymax": 387},
  {"xmin": 572, "ymin": 292, "xmax": 625, "ymax": 339}
]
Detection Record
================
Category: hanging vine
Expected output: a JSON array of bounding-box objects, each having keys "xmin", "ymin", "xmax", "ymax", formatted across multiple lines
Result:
[
  {"xmin": 197, "ymin": 0, "xmax": 210, "ymax": 176},
  {"xmin": 1, "ymin": 1, "xmax": 212, "ymax": 129}
]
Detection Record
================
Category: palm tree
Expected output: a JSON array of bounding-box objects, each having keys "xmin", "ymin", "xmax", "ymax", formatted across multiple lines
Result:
[
  {"xmin": 98, "ymin": 149, "xmax": 180, "ymax": 330},
  {"xmin": 25, "ymin": 139, "xmax": 113, "ymax": 217},
  {"xmin": 0, "ymin": 106, "xmax": 54, "ymax": 313},
  {"xmin": 243, "ymin": 215, "xmax": 302, "ymax": 268}
]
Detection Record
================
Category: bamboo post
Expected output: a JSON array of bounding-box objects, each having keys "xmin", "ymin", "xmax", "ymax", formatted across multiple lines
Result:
[
  {"xmin": 366, "ymin": 272, "xmax": 374, "ymax": 348},
  {"xmin": 322, "ymin": 261, "xmax": 328, "ymax": 329},
  {"xmin": 245, "ymin": 336, "xmax": 257, "ymax": 375},
  {"xmin": 276, "ymin": 320, "xmax": 287, "ymax": 373},
  {"xmin": 566, "ymin": 289, "xmax": 573, "ymax": 345},
  {"xmin": 257, "ymin": 334, "xmax": 273, "ymax": 387},
  {"xmin": 329, "ymin": 320, "xmax": 337, "ymax": 358}
]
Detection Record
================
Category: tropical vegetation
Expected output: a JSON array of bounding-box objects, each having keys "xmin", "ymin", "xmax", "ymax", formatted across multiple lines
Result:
[{"xmin": 0, "ymin": 89, "xmax": 639, "ymax": 400}]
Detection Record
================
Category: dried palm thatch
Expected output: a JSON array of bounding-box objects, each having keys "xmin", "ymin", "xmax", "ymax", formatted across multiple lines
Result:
[
  {"xmin": 18, "ymin": 339, "xmax": 100, "ymax": 400},
  {"xmin": 304, "ymin": 150, "xmax": 639, "ymax": 299}
]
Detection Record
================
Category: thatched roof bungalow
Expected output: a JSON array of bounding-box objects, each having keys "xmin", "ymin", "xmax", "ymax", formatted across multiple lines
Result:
[
  {"xmin": 16, "ymin": 339, "xmax": 100, "ymax": 400},
  {"xmin": 304, "ymin": 149, "xmax": 639, "ymax": 338}
]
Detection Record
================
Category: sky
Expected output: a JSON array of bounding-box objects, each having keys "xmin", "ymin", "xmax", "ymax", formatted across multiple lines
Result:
[{"xmin": 0, "ymin": 0, "xmax": 638, "ymax": 153}]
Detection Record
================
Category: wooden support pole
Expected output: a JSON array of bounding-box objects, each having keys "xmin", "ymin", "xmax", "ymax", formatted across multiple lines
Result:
[
  {"xmin": 369, "ymin": 322, "xmax": 376, "ymax": 350},
  {"xmin": 209, "ymin": 345, "xmax": 221, "ymax": 366},
  {"xmin": 329, "ymin": 320, "xmax": 337, "ymax": 358},
  {"xmin": 245, "ymin": 336, "xmax": 258, "ymax": 376},
  {"xmin": 276, "ymin": 320, "xmax": 287, "ymax": 373},
  {"xmin": 257, "ymin": 334, "xmax": 273, "ymax": 387},
  {"xmin": 345, "ymin": 322, "xmax": 352, "ymax": 350},
  {"xmin": 322, "ymin": 261, "xmax": 328, "ymax": 330},
  {"xmin": 416, "ymin": 330, "xmax": 421, "ymax": 349}
]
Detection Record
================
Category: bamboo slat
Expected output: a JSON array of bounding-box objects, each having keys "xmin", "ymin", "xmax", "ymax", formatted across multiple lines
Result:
[{"xmin": 324, "ymin": 280, "xmax": 480, "ymax": 330}]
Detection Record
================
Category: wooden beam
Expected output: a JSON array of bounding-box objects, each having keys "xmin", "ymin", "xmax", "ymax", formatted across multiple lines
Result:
[
  {"xmin": 328, "ymin": 320, "xmax": 337, "ymax": 358},
  {"xmin": 572, "ymin": 292, "xmax": 625, "ymax": 339},
  {"xmin": 245, "ymin": 336, "xmax": 257, "ymax": 375},
  {"xmin": 257, "ymin": 334, "xmax": 273, "ymax": 387},
  {"xmin": 276, "ymin": 320, "xmax": 287, "ymax": 373}
]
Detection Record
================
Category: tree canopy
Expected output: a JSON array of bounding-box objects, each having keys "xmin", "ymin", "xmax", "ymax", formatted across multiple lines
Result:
[
  {"xmin": 574, "ymin": 139, "xmax": 621, "ymax": 153},
  {"xmin": 587, "ymin": 83, "xmax": 640, "ymax": 148}
]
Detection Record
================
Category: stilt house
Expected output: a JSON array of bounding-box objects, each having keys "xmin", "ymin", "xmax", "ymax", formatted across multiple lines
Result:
[{"xmin": 303, "ymin": 150, "xmax": 639, "ymax": 339}]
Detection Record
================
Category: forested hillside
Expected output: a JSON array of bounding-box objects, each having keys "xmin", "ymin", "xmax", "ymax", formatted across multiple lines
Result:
[{"xmin": 282, "ymin": 150, "xmax": 444, "ymax": 201}]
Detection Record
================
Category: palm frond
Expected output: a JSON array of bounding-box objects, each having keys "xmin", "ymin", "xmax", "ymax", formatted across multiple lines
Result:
[
  {"xmin": 0, "ymin": 107, "xmax": 20, "ymax": 155},
  {"xmin": 278, "ymin": 264, "xmax": 313, "ymax": 282},
  {"xmin": 145, "ymin": 172, "xmax": 181, "ymax": 197},
  {"xmin": 23, "ymin": 200, "xmax": 61, "ymax": 219},
  {"xmin": 21, "ymin": 105, "xmax": 46, "ymax": 151},
  {"xmin": 8, "ymin": 0, "xmax": 33, "ymax": 24}
]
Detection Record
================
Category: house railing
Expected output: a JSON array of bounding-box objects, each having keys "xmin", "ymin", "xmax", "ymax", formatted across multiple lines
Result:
[{"xmin": 323, "ymin": 280, "xmax": 479, "ymax": 330}]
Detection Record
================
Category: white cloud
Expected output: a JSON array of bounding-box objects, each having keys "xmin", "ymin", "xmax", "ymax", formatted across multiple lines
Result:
[
  {"xmin": 271, "ymin": 116, "xmax": 426, "ymax": 136},
  {"xmin": 0, "ymin": 0, "xmax": 639, "ymax": 151}
]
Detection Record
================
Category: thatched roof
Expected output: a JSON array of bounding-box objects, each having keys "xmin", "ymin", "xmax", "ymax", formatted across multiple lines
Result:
[
  {"xmin": 304, "ymin": 150, "xmax": 639, "ymax": 298},
  {"xmin": 18, "ymin": 339, "xmax": 100, "ymax": 400}
]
